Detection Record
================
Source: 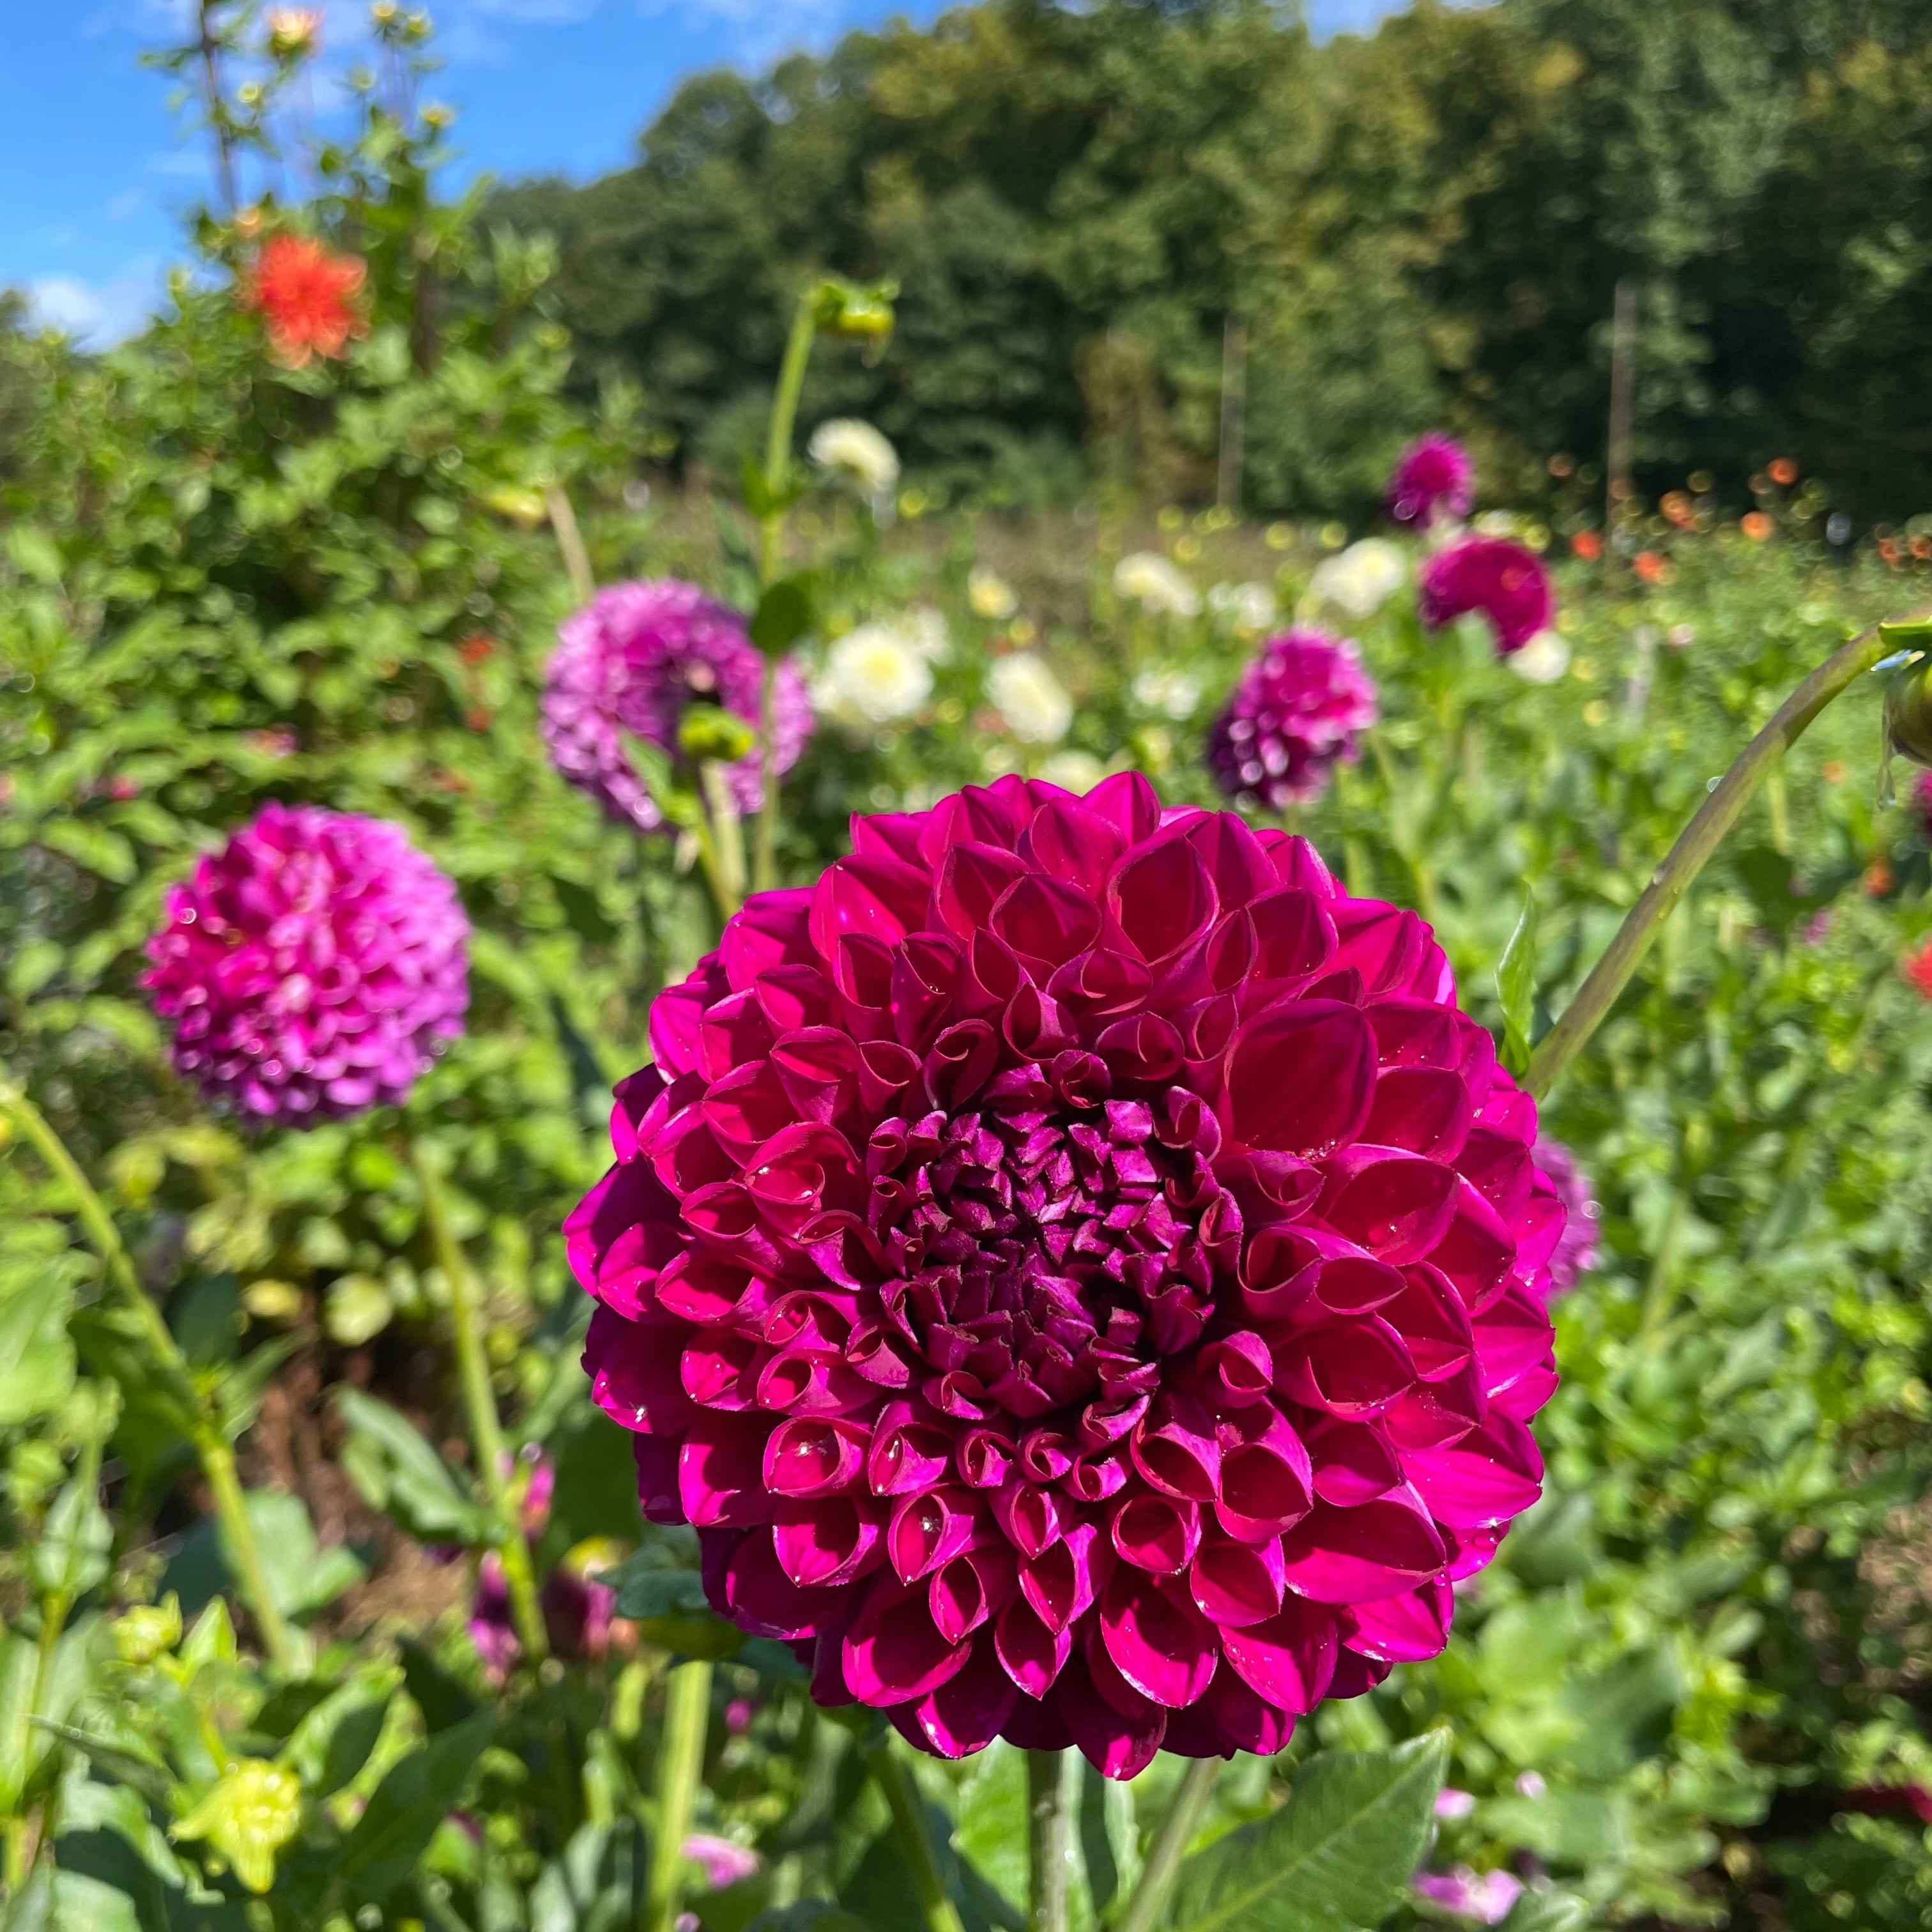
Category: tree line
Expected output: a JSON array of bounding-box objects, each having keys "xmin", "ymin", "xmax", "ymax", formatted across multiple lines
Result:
[{"xmin": 496, "ymin": 0, "xmax": 1932, "ymax": 519}]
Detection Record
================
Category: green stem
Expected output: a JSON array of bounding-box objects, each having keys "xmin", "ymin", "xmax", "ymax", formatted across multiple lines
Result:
[
  {"xmin": 1528, "ymin": 610, "xmax": 1922, "ymax": 1101},
  {"xmin": 545, "ymin": 484, "xmax": 595, "ymax": 608},
  {"xmin": 3, "ymin": 1432, "xmax": 105, "ymax": 1889},
  {"xmin": 412, "ymin": 1142, "xmax": 548, "ymax": 1665},
  {"xmin": 760, "ymin": 296, "xmax": 818, "ymax": 586},
  {"xmin": 0, "ymin": 1085, "xmax": 296, "ymax": 1676},
  {"xmin": 700, "ymin": 762, "xmax": 748, "ymax": 908},
  {"xmin": 1110, "ymin": 1758, "xmax": 1220, "ymax": 1932},
  {"xmin": 753, "ymin": 658, "xmax": 780, "ymax": 897},
  {"xmin": 865, "ymin": 1742, "xmax": 967, "ymax": 1932},
  {"xmin": 645, "ymin": 1659, "xmax": 713, "ymax": 1932},
  {"xmin": 1027, "ymin": 1749, "xmax": 1073, "ymax": 1932}
]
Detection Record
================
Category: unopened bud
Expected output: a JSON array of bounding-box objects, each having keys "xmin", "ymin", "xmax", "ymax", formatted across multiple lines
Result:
[
  {"xmin": 810, "ymin": 278, "xmax": 896, "ymax": 341},
  {"xmin": 1883, "ymin": 648, "xmax": 1932, "ymax": 768},
  {"xmin": 678, "ymin": 705, "xmax": 756, "ymax": 764},
  {"xmin": 114, "ymin": 1596, "xmax": 183, "ymax": 1666}
]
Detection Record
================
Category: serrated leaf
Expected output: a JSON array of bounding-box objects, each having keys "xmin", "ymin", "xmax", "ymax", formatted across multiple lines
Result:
[
  {"xmin": 1167, "ymin": 1733, "xmax": 1449, "ymax": 1932},
  {"xmin": 339, "ymin": 1705, "xmax": 494, "ymax": 1906},
  {"xmin": 1496, "ymin": 891, "xmax": 1538, "ymax": 1077}
]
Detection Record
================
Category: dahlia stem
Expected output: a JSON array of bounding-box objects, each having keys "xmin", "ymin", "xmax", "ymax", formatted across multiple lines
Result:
[
  {"xmin": 700, "ymin": 762, "xmax": 749, "ymax": 910},
  {"xmin": 753, "ymin": 658, "xmax": 781, "ymax": 896},
  {"xmin": 864, "ymin": 1740, "xmax": 967, "ymax": 1932},
  {"xmin": 1111, "ymin": 1758, "xmax": 1220, "ymax": 1932},
  {"xmin": 759, "ymin": 295, "xmax": 818, "ymax": 585},
  {"xmin": 0, "ymin": 1082, "xmax": 297, "ymax": 1676},
  {"xmin": 1526, "ymin": 606, "xmax": 1929, "ymax": 1102},
  {"xmin": 644, "ymin": 1659, "xmax": 713, "ymax": 1932},
  {"xmin": 411, "ymin": 1140, "xmax": 548, "ymax": 1666},
  {"xmin": 1027, "ymin": 1749, "xmax": 1075, "ymax": 1932},
  {"xmin": 545, "ymin": 483, "xmax": 595, "ymax": 608}
]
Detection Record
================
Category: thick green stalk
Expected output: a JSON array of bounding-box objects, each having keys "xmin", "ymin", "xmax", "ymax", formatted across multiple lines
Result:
[
  {"xmin": 0, "ymin": 1084, "xmax": 296, "ymax": 1675},
  {"xmin": 750, "ymin": 296, "xmax": 819, "ymax": 897},
  {"xmin": 1110, "ymin": 1758, "xmax": 1220, "ymax": 1932},
  {"xmin": 1027, "ymin": 1749, "xmax": 1074, "ymax": 1932},
  {"xmin": 864, "ymin": 1742, "xmax": 967, "ymax": 1932},
  {"xmin": 645, "ymin": 1660, "xmax": 714, "ymax": 1932},
  {"xmin": 412, "ymin": 1143, "xmax": 548, "ymax": 1664},
  {"xmin": 1527, "ymin": 610, "xmax": 1926, "ymax": 1101}
]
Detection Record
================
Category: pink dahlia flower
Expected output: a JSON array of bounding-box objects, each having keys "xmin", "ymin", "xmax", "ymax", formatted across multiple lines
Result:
[
  {"xmin": 1386, "ymin": 433, "xmax": 1475, "ymax": 528},
  {"xmin": 541, "ymin": 579, "xmax": 813, "ymax": 834},
  {"xmin": 1531, "ymin": 1135, "xmax": 1598, "ymax": 1296},
  {"xmin": 569, "ymin": 776, "xmax": 1563, "ymax": 1777},
  {"xmin": 1418, "ymin": 538, "xmax": 1554, "ymax": 657},
  {"xmin": 1206, "ymin": 629, "xmax": 1378, "ymax": 810},
  {"xmin": 144, "ymin": 803, "xmax": 467, "ymax": 1125},
  {"xmin": 1413, "ymin": 1866, "xmax": 1522, "ymax": 1924}
]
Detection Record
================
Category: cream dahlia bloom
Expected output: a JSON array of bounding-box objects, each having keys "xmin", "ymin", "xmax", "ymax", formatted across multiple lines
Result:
[
  {"xmin": 809, "ymin": 418, "xmax": 900, "ymax": 499},
  {"xmin": 814, "ymin": 620, "xmax": 937, "ymax": 727},
  {"xmin": 987, "ymin": 652, "xmax": 1073, "ymax": 743},
  {"xmin": 967, "ymin": 566, "xmax": 1018, "ymax": 620},
  {"xmin": 1310, "ymin": 539, "xmax": 1408, "ymax": 618},
  {"xmin": 1113, "ymin": 551, "xmax": 1201, "ymax": 618}
]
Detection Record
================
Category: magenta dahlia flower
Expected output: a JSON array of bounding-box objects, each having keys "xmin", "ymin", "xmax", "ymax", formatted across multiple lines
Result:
[
  {"xmin": 569, "ymin": 776, "xmax": 1564, "ymax": 1777},
  {"xmin": 144, "ymin": 803, "xmax": 468, "ymax": 1125},
  {"xmin": 1531, "ymin": 1135, "xmax": 1598, "ymax": 1296},
  {"xmin": 1206, "ymin": 629, "xmax": 1378, "ymax": 810},
  {"xmin": 541, "ymin": 579, "xmax": 813, "ymax": 834},
  {"xmin": 1386, "ymin": 433, "xmax": 1475, "ymax": 528},
  {"xmin": 1418, "ymin": 538, "xmax": 1554, "ymax": 657}
]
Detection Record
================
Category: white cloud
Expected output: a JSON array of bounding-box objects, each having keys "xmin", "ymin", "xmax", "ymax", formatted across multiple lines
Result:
[
  {"xmin": 28, "ymin": 266, "xmax": 161, "ymax": 348},
  {"xmin": 633, "ymin": 0, "xmax": 853, "ymax": 65}
]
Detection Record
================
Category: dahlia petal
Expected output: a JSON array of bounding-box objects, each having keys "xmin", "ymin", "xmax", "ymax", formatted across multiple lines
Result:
[
  {"xmin": 1278, "ymin": 1491, "xmax": 1446, "ymax": 1602},
  {"xmin": 1108, "ymin": 838, "xmax": 1218, "ymax": 966},
  {"xmin": 844, "ymin": 1577, "xmax": 972, "ymax": 1703},
  {"xmin": 1273, "ymin": 1316, "xmax": 1416, "ymax": 1420},
  {"xmin": 935, "ymin": 842, "xmax": 1031, "ymax": 942},
  {"xmin": 1469, "ymin": 1283, "xmax": 1556, "ymax": 1394},
  {"xmin": 679, "ymin": 1413, "xmax": 774, "ymax": 1526},
  {"xmin": 1131, "ymin": 1392, "xmax": 1222, "ymax": 1500},
  {"xmin": 1206, "ymin": 1669, "xmax": 1297, "ymax": 1754},
  {"xmin": 762, "ymin": 1416, "xmax": 870, "ymax": 1498},
  {"xmin": 995, "ymin": 1592, "xmax": 1073, "ymax": 1698},
  {"xmin": 1198, "ymin": 1332, "xmax": 1273, "ymax": 1407},
  {"xmin": 1220, "ymin": 1002, "xmax": 1376, "ymax": 1157},
  {"xmin": 1001, "ymin": 1690, "xmax": 1075, "ymax": 1752},
  {"xmin": 1099, "ymin": 1568, "xmax": 1218, "ymax": 1708},
  {"xmin": 719, "ymin": 1526, "xmax": 847, "ymax": 1639},
  {"xmin": 588, "ymin": 1308, "xmax": 697, "ymax": 1435},
  {"xmin": 1112, "ymin": 1491, "xmax": 1202, "ymax": 1575},
  {"xmin": 633, "ymin": 1434, "xmax": 684, "ymax": 1524},
  {"xmin": 906, "ymin": 1632, "xmax": 1018, "ymax": 1758},
  {"xmin": 1082, "ymin": 770, "xmax": 1163, "ymax": 844},
  {"xmin": 809, "ymin": 855, "xmax": 930, "ymax": 958},
  {"xmin": 1403, "ymin": 1413, "xmax": 1543, "ymax": 1528},
  {"xmin": 773, "ymin": 1495, "xmax": 886, "ymax": 1588},
  {"xmin": 1218, "ymin": 1597, "xmax": 1338, "ymax": 1714},
  {"xmin": 1215, "ymin": 1406, "xmax": 1314, "ymax": 1540},
  {"xmin": 1017, "ymin": 795, "xmax": 1127, "ymax": 893},
  {"xmin": 1060, "ymin": 1650, "xmax": 1168, "ymax": 1779},
  {"xmin": 1188, "ymin": 1533, "xmax": 1286, "ymax": 1627},
  {"xmin": 1319, "ymin": 1147, "xmax": 1461, "ymax": 1264},
  {"xmin": 1363, "ymin": 1067, "xmax": 1472, "ymax": 1161},
  {"xmin": 887, "ymin": 1487, "xmax": 980, "ymax": 1583},
  {"xmin": 1345, "ymin": 1579, "xmax": 1452, "ymax": 1664}
]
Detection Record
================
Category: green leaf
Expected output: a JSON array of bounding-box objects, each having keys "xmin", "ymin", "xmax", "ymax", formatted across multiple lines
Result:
[
  {"xmin": 1167, "ymin": 1733, "xmax": 1449, "ymax": 1932},
  {"xmin": 0, "ymin": 1238, "xmax": 79, "ymax": 1425},
  {"xmin": 335, "ymin": 1386, "xmax": 491, "ymax": 1543},
  {"xmin": 339, "ymin": 1705, "xmax": 495, "ymax": 1907},
  {"xmin": 215, "ymin": 1489, "xmax": 364, "ymax": 1621},
  {"xmin": 400, "ymin": 1638, "xmax": 479, "ymax": 1735},
  {"xmin": 748, "ymin": 577, "xmax": 813, "ymax": 657},
  {"xmin": 1498, "ymin": 1891, "xmax": 1590, "ymax": 1932},
  {"xmin": 606, "ymin": 1560, "xmax": 708, "ymax": 1621},
  {"xmin": 1496, "ymin": 891, "xmax": 1538, "ymax": 1077},
  {"xmin": 33, "ymin": 1471, "xmax": 112, "ymax": 1602}
]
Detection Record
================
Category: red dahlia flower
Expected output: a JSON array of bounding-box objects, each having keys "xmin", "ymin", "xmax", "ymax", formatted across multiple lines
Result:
[
  {"xmin": 243, "ymin": 234, "xmax": 367, "ymax": 367},
  {"xmin": 570, "ymin": 777, "xmax": 1564, "ymax": 1776},
  {"xmin": 1386, "ymin": 433, "xmax": 1475, "ymax": 528},
  {"xmin": 1418, "ymin": 537, "xmax": 1554, "ymax": 657}
]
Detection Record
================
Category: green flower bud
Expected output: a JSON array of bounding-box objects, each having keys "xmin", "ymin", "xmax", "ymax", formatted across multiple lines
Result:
[
  {"xmin": 171, "ymin": 1759, "xmax": 302, "ymax": 1895},
  {"xmin": 1883, "ymin": 629, "xmax": 1932, "ymax": 768},
  {"xmin": 809, "ymin": 278, "xmax": 898, "ymax": 341},
  {"xmin": 677, "ymin": 705, "xmax": 756, "ymax": 765},
  {"xmin": 114, "ymin": 1595, "xmax": 182, "ymax": 1667}
]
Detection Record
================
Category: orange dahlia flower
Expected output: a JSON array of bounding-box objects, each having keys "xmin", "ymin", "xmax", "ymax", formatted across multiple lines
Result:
[{"xmin": 243, "ymin": 235, "xmax": 367, "ymax": 367}]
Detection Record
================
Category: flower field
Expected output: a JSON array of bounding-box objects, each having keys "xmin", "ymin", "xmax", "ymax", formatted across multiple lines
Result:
[{"xmin": 6, "ymin": 11, "xmax": 1932, "ymax": 1932}]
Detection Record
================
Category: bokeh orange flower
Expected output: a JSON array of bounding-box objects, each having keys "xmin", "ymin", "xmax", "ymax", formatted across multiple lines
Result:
[
  {"xmin": 1633, "ymin": 550, "xmax": 1667, "ymax": 583},
  {"xmin": 1570, "ymin": 530, "xmax": 1602, "ymax": 561},
  {"xmin": 243, "ymin": 235, "xmax": 367, "ymax": 367},
  {"xmin": 1768, "ymin": 457, "xmax": 1800, "ymax": 487},
  {"xmin": 1740, "ymin": 512, "xmax": 1774, "ymax": 542}
]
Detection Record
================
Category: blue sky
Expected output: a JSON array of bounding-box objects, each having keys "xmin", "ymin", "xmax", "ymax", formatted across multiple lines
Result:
[{"xmin": 4, "ymin": 0, "xmax": 1404, "ymax": 344}]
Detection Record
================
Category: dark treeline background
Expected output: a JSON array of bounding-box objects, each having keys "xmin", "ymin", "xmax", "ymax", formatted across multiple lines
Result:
[{"xmin": 492, "ymin": 0, "xmax": 1932, "ymax": 520}]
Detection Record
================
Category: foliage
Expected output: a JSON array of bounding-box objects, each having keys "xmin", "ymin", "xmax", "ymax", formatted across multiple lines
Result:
[
  {"xmin": 494, "ymin": 0, "xmax": 1932, "ymax": 521},
  {"xmin": 4, "ymin": 8, "xmax": 1932, "ymax": 1932}
]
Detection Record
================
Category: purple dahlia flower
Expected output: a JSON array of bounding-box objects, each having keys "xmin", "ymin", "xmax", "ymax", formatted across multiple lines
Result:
[
  {"xmin": 1206, "ymin": 628, "xmax": 1378, "ymax": 810},
  {"xmin": 541, "ymin": 579, "xmax": 813, "ymax": 834},
  {"xmin": 1413, "ymin": 1866, "xmax": 1522, "ymax": 1924},
  {"xmin": 569, "ymin": 776, "xmax": 1565, "ymax": 1777},
  {"xmin": 1531, "ymin": 1135, "xmax": 1599, "ymax": 1297},
  {"xmin": 143, "ymin": 803, "xmax": 467, "ymax": 1126},
  {"xmin": 1419, "ymin": 538, "xmax": 1554, "ymax": 657},
  {"xmin": 1386, "ymin": 433, "xmax": 1475, "ymax": 528}
]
